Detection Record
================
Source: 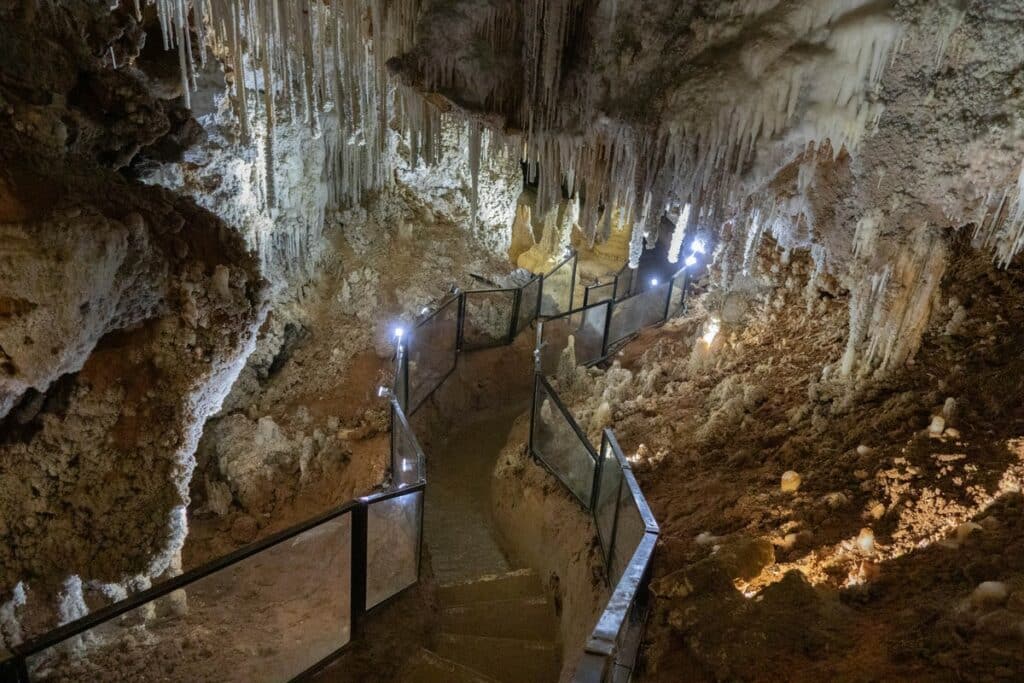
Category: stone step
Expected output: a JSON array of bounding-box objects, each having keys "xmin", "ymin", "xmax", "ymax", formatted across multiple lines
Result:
[
  {"xmin": 436, "ymin": 568, "xmax": 545, "ymax": 607},
  {"xmin": 404, "ymin": 648, "xmax": 500, "ymax": 683},
  {"xmin": 436, "ymin": 633, "xmax": 561, "ymax": 683},
  {"xmin": 441, "ymin": 595, "xmax": 559, "ymax": 640}
]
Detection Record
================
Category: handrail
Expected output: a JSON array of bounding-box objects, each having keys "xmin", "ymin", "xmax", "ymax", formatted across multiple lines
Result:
[
  {"xmin": 3, "ymin": 248, "xmax": 680, "ymax": 683},
  {"xmin": 531, "ymin": 369, "xmax": 662, "ymax": 682},
  {"xmin": 6, "ymin": 395, "xmax": 429, "ymax": 683},
  {"xmin": 15, "ymin": 499, "xmax": 362, "ymax": 658}
]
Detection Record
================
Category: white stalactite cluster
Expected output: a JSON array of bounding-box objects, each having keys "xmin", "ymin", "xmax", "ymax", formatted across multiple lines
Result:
[
  {"xmin": 975, "ymin": 162, "xmax": 1024, "ymax": 269},
  {"xmin": 143, "ymin": 0, "xmax": 1024, "ymax": 383},
  {"xmin": 840, "ymin": 228, "xmax": 948, "ymax": 378},
  {"xmin": 154, "ymin": 0, "xmax": 422, "ymax": 214},
  {"xmin": 147, "ymin": 0, "xmax": 914, "ymax": 260},
  {"xmin": 401, "ymin": 0, "xmax": 906, "ymax": 262}
]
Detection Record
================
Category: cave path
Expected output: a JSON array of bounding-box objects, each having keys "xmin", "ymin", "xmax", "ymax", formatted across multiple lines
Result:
[{"xmin": 422, "ymin": 406, "xmax": 525, "ymax": 582}]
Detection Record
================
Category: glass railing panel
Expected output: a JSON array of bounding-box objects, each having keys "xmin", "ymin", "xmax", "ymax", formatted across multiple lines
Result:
[
  {"xmin": 584, "ymin": 281, "xmax": 615, "ymax": 307},
  {"xmin": 538, "ymin": 303, "xmax": 610, "ymax": 377},
  {"xmin": 462, "ymin": 289, "xmax": 517, "ymax": 350},
  {"xmin": 610, "ymin": 490, "xmax": 646, "ymax": 584},
  {"xmin": 613, "ymin": 267, "xmax": 634, "ymax": 301},
  {"xmin": 407, "ymin": 296, "xmax": 459, "ymax": 412},
  {"xmin": 26, "ymin": 514, "xmax": 352, "ymax": 682},
  {"xmin": 606, "ymin": 282, "xmax": 670, "ymax": 348},
  {"xmin": 391, "ymin": 401, "xmax": 424, "ymax": 487},
  {"xmin": 540, "ymin": 253, "xmax": 576, "ymax": 317},
  {"xmin": 365, "ymin": 489, "xmax": 423, "ymax": 609},
  {"xmin": 394, "ymin": 347, "xmax": 409, "ymax": 414},
  {"xmin": 530, "ymin": 377, "xmax": 597, "ymax": 508},
  {"xmin": 595, "ymin": 437, "xmax": 625, "ymax": 569},
  {"xmin": 515, "ymin": 276, "xmax": 542, "ymax": 335}
]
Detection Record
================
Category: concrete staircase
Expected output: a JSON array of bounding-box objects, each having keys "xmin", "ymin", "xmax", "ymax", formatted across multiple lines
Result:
[{"xmin": 404, "ymin": 569, "xmax": 562, "ymax": 682}]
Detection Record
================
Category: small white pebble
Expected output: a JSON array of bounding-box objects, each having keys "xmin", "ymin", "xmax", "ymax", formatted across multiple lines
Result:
[
  {"xmin": 695, "ymin": 532, "xmax": 718, "ymax": 546},
  {"xmin": 928, "ymin": 415, "xmax": 946, "ymax": 436},
  {"xmin": 781, "ymin": 470, "xmax": 801, "ymax": 493},
  {"xmin": 857, "ymin": 528, "xmax": 875, "ymax": 554},
  {"xmin": 824, "ymin": 492, "xmax": 848, "ymax": 509},
  {"xmin": 856, "ymin": 444, "xmax": 873, "ymax": 457},
  {"xmin": 942, "ymin": 397, "xmax": 957, "ymax": 421},
  {"xmin": 971, "ymin": 581, "xmax": 1008, "ymax": 608}
]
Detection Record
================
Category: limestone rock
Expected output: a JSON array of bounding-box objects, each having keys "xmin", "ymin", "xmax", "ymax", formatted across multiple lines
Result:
[
  {"xmin": 714, "ymin": 536, "xmax": 775, "ymax": 582},
  {"xmin": 781, "ymin": 470, "xmax": 802, "ymax": 493},
  {"xmin": 972, "ymin": 582, "xmax": 1009, "ymax": 608}
]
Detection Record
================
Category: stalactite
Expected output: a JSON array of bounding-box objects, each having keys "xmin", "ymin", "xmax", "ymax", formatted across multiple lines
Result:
[
  {"xmin": 668, "ymin": 203, "xmax": 692, "ymax": 264},
  {"xmin": 230, "ymin": 2, "xmax": 249, "ymax": 143},
  {"xmin": 976, "ymin": 161, "xmax": 1024, "ymax": 268},
  {"xmin": 152, "ymin": 0, "xmax": 425, "ymax": 215},
  {"xmin": 468, "ymin": 120, "xmax": 482, "ymax": 233},
  {"xmin": 262, "ymin": 23, "xmax": 277, "ymax": 210},
  {"xmin": 173, "ymin": 0, "xmax": 192, "ymax": 109}
]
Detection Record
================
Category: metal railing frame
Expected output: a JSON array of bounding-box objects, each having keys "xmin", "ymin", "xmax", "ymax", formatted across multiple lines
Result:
[
  {"xmin": 3, "ymin": 249, "xmax": 676, "ymax": 683},
  {"xmin": 526, "ymin": 382, "xmax": 662, "ymax": 682},
  {"xmin": 539, "ymin": 266, "xmax": 688, "ymax": 372},
  {"xmin": 406, "ymin": 292, "xmax": 461, "ymax": 414},
  {"xmin": 584, "ymin": 262, "xmax": 639, "ymax": 308},
  {"xmin": 535, "ymin": 299, "xmax": 614, "ymax": 375},
  {"xmin": 458, "ymin": 287, "xmax": 521, "ymax": 351},
  {"xmin": 528, "ymin": 374, "xmax": 603, "ymax": 509},
  {"xmin": 538, "ymin": 251, "xmax": 579, "ymax": 318},
  {"xmin": 3, "ymin": 478, "xmax": 429, "ymax": 683}
]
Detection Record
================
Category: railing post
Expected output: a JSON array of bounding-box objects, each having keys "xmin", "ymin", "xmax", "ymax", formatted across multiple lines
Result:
[
  {"xmin": 589, "ymin": 433, "xmax": 605, "ymax": 518},
  {"xmin": 528, "ymin": 373, "xmax": 540, "ymax": 459},
  {"xmin": 660, "ymin": 280, "xmax": 673, "ymax": 323},
  {"xmin": 0, "ymin": 649, "xmax": 28, "ymax": 683},
  {"xmin": 600, "ymin": 300, "xmax": 614, "ymax": 358},
  {"xmin": 568, "ymin": 252, "xmax": 578, "ymax": 311},
  {"xmin": 456, "ymin": 291, "xmax": 467, "ymax": 352},
  {"xmin": 396, "ymin": 335, "xmax": 409, "ymax": 413},
  {"xmin": 350, "ymin": 503, "xmax": 368, "ymax": 635},
  {"xmin": 388, "ymin": 400, "xmax": 397, "ymax": 482},
  {"xmin": 508, "ymin": 285, "xmax": 522, "ymax": 344},
  {"xmin": 533, "ymin": 320, "xmax": 544, "ymax": 375}
]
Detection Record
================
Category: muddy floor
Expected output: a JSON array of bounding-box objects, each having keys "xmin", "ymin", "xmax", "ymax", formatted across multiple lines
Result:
[{"xmin": 565, "ymin": 243, "xmax": 1024, "ymax": 681}]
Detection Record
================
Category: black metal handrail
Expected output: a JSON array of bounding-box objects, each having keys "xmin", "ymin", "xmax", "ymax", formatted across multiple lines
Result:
[
  {"xmin": 2, "ymin": 247, "xmax": 677, "ymax": 683},
  {"xmin": 3, "ymin": 387, "xmax": 429, "ymax": 683}
]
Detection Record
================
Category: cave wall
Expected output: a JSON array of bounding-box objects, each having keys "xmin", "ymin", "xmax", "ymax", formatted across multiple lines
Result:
[
  {"xmin": 390, "ymin": 0, "xmax": 1024, "ymax": 377},
  {"xmin": 0, "ymin": 0, "xmax": 268, "ymax": 638}
]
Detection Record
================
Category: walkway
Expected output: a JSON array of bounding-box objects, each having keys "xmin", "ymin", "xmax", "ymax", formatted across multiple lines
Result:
[
  {"xmin": 403, "ymin": 403, "xmax": 562, "ymax": 682},
  {"xmin": 423, "ymin": 407, "xmax": 522, "ymax": 582}
]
